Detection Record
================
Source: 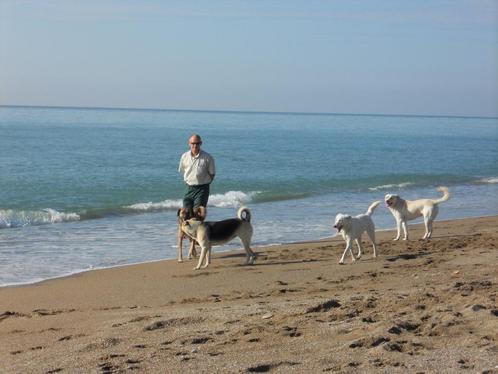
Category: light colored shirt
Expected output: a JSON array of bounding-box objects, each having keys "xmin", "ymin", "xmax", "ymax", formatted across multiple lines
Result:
[{"xmin": 178, "ymin": 150, "xmax": 215, "ymax": 186}]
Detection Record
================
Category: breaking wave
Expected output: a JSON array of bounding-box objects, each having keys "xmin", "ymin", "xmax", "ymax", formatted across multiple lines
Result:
[
  {"xmin": 368, "ymin": 182, "xmax": 415, "ymax": 191},
  {"xmin": 1, "ymin": 191, "xmax": 261, "ymax": 229},
  {"xmin": 0, "ymin": 208, "xmax": 80, "ymax": 229},
  {"xmin": 478, "ymin": 177, "xmax": 498, "ymax": 184}
]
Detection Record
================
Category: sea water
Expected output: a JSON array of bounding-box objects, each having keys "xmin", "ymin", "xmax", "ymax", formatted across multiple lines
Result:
[{"xmin": 1, "ymin": 106, "xmax": 497, "ymax": 286}]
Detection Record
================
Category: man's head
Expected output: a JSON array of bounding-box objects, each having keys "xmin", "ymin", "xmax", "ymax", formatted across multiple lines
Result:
[{"xmin": 188, "ymin": 134, "xmax": 203, "ymax": 156}]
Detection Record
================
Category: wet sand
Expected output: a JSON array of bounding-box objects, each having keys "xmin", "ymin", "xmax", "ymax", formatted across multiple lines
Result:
[{"xmin": 1, "ymin": 216, "xmax": 497, "ymax": 373}]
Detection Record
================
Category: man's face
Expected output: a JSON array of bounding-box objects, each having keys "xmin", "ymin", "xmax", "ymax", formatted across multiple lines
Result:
[{"xmin": 189, "ymin": 137, "xmax": 202, "ymax": 155}]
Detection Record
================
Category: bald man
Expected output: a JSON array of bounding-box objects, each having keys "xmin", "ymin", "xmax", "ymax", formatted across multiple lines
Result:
[{"xmin": 178, "ymin": 134, "xmax": 216, "ymax": 209}]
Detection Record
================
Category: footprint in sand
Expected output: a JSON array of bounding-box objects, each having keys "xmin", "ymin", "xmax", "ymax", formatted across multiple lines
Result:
[
  {"xmin": 279, "ymin": 326, "xmax": 301, "ymax": 337},
  {"xmin": 46, "ymin": 369, "xmax": 63, "ymax": 373}
]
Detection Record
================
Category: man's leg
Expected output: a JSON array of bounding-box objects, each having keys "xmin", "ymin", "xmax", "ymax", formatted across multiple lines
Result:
[
  {"xmin": 193, "ymin": 184, "xmax": 210, "ymax": 209},
  {"xmin": 183, "ymin": 185, "xmax": 196, "ymax": 209}
]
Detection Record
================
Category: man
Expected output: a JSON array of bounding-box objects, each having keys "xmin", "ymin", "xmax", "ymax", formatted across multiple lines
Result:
[{"xmin": 178, "ymin": 134, "xmax": 216, "ymax": 209}]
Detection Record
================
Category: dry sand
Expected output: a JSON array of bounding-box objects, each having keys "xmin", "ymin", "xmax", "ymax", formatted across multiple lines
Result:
[{"xmin": 1, "ymin": 216, "xmax": 497, "ymax": 373}]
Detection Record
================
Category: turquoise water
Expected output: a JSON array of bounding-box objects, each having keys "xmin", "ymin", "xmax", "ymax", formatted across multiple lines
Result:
[{"xmin": 1, "ymin": 106, "xmax": 497, "ymax": 286}]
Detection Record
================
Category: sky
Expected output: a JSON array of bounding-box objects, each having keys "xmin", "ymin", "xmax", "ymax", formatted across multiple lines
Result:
[{"xmin": 0, "ymin": 1, "xmax": 497, "ymax": 117}]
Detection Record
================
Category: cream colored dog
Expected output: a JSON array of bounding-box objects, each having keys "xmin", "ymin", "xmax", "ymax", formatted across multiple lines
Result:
[
  {"xmin": 385, "ymin": 186, "xmax": 450, "ymax": 240},
  {"xmin": 181, "ymin": 206, "xmax": 256, "ymax": 270},
  {"xmin": 333, "ymin": 201, "xmax": 381, "ymax": 264}
]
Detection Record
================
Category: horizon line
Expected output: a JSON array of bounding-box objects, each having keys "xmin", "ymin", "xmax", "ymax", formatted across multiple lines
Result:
[{"xmin": 0, "ymin": 104, "xmax": 496, "ymax": 120}]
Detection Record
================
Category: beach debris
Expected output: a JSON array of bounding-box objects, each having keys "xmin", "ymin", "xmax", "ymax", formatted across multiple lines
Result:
[
  {"xmin": 144, "ymin": 321, "xmax": 167, "ymax": 331},
  {"xmin": 471, "ymin": 304, "xmax": 486, "ymax": 312},
  {"xmin": 349, "ymin": 339, "xmax": 364, "ymax": 348},
  {"xmin": 395, "ymin": 320, "xmax": 420, "ymax": 332},
  {"xmin": 144, "ymin": 316, "xmax": 205, "ymax": 331},
  {"xmin": 246, "ymin": 361, "xmax": 300, "ymax": 372},
  {"xmin": 383, "ymin": 341, "xmax": 404, "ymax": 352},
  {"xmin": 388, "ymin": 326, "xmax": 402, "ymax": 335},
  {"xmin": 189, "ymin": 336, "xmax": 212, "ymax": 344},
  {"xmin": 365, "ymin": 298, "xmax": 377, "ymax": 308},
  {"xmin": 261, "ymin": 313, "xmax": 273, "ymax": 319},
  {"xmin": 306, "ymin": 299, "xmax": 341, "ymax": 313},
  {"xmin": 280, "ymin": 326, "xmax": 301, "ymax": 337},
  {"xmin": 371, "ymin": 336, "xmax": 390, "ymax": 347},
  {"xmin": 0, "ymin": 311, "xmax": 28, "ymax": 322}
]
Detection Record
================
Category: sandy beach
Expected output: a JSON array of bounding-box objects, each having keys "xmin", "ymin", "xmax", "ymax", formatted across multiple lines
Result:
[{"xmin": 1, "ymin": 216, "xmax": 497, "ymax": 373}]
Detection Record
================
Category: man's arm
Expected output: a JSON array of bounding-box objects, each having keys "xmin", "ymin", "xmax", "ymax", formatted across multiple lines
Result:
[
  {"xmin": 208, "ymin": 155, "xmax": 215, "ymax": 182},
  {"xmin": 178, "ymin": 154, "xmax": 185, "ymax": 174}
]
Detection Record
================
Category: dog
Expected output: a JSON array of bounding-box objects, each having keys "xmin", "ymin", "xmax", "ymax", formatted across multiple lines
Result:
[
  {"xmin": 384, "ymin": 186, "xmax": 450, "ymax": 240},
  {"xmin": 177, "ymin": 206, "xmax": 206, "ymax": 262},
  {"xmin": 333, "ymin": 201, "xmax": 381, "ymax": 264},
  {"xmin": 180, "ymin": 206, "xmax": 256, "ymax": 270}
]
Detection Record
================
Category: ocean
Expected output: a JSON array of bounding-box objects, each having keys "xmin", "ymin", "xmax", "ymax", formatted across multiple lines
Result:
[{"xmin": 1, "ymin": 106, "xmax": 497, "ymax": 287}]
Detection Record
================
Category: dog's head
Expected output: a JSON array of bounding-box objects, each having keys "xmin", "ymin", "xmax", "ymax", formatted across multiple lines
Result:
[
  {"xmin": 333, "ymin": 213, "xmax": 351, "ymax": 233},
  {"xmin": 181, "ymin": 218, "xmax": 204, "ymax": 238},
  {"xmin": 177, "ymin": 206, "xmax": 207, "ymax": 224},
  {"xmin": 384, "ymin": 194, "xmax": 400, "ymax": 208},
  {"xmin": 177, "ymin": 207, "xmax": 191, "ymax": 223}
]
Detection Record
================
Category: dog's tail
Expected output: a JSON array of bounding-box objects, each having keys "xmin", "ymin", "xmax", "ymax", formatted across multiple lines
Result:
[
  {"xmin": 366, "ymin": 201, "xmax": 381, "ymax": 216},
  {"xmin": 237, "ymin": 206, "xmax": 251, "ymax": 222},
  {"xmin": 432, "ymin": 186, "xmax": 451, "ymax": 204}
]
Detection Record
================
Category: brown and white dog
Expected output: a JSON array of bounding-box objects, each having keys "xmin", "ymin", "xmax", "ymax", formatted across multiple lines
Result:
[
  {"xmin": 180, "ymin": 206, "xmax": 256, "ymax": 270},
  {"xmin": 385, "ymin": 186, "xmax": 450, "ymax": 240},
  {"xmin": 177, "ymin": 206, "xmax": 206, "ymax": 262}
]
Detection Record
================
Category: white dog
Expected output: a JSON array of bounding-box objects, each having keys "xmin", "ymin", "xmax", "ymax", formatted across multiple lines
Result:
[
  {"xmin": 333, "ymin": 201, "xmax": 381, "ymax": 264},
  {"xmin": 181, "ymin": 206, "xmax": 256, "ymax": 270},
  {"xmin": 385, "ymin": 186, "xmax": 450, "ymax": 240}
]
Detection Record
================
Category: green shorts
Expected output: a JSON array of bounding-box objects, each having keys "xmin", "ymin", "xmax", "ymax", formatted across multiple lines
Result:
[{"xmin": 183, "ymin": 184, "xmax": 210, "ymax": 209}]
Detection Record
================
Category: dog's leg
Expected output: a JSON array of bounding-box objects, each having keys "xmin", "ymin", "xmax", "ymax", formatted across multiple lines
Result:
[
  {"xmin": 187, "ymin": 239, "xmax": 197, "ymax": 259},
  {"xmin": 339, "ymin": 239, "xmax": 355, "ymax": 264},
  {"xmin": 201, "ymin": 245, "xmax": 212, "ymax": 269},
  {"xmin": 425, "ymin": 216, "xmax": 436, "ymax": 239},
  {"xmin": 426, "ymin": 218, "xmax": 434, "ymax": 239},
  {"xmin": 194, "ymin": 245, "xmax": 208, "ymax": 270},
  {"xmin": 401, "ymin": 220, "xmax": 408, "ymax": 240},
  {"xmin": 177, "ymin": 228, "xmax": 184, "ymax": 263},
  {"xmin": 355, "ymin": 238, "xmax": 363, "ymax": 259},
  {"xmin": 425, "ymin": 205, "xmax": 438, "ymax": 239},
  {"xmin": 394, "ymin": 219, "xmax": 402, "ymax": 241},
  {"xmin": 422, "ymin": 216, "xmax": 429, "ymax": 239},
  {"xmin": 240, "ymin": 233, "xmax": 256, "ymax": 265},
  {"xmin": 367, "ymin": 228, "xmax": 377, "ymax": 258}
]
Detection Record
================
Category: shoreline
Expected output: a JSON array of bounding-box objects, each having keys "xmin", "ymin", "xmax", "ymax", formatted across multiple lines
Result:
[{"xmin": 2, "ymin": 213, "xmax": 497, "ymax": 289}]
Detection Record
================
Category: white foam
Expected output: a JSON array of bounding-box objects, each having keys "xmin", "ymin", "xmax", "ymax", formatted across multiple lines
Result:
[
  {"xmin": 369, "ymin": 182, "xmax": 414, "ymax": 191},
  {"xmin": 126, "ymin": 199, "xmax": 183, "ymax": 211},
  {"xmin": 127, "ymin": 191, "xmax": 257, "ymax": 212},
  {"xmin": 0, "ymin": 209, "xmax": 80, "ymax": 228},
  {"xmin": 207, "ymin": 191, "xmax": 256, "ymax": 208},
  {"xmin": 478, "ymin": 177, "xmax": 498, "ymax": 184}
]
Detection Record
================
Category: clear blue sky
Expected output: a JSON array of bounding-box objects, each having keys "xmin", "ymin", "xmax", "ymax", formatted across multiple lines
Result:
[{"xmin": 1, "ymin": 1, "xmax": 497, "ymax": 116}]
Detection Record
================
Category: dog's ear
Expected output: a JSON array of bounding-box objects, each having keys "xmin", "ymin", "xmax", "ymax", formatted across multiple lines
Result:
[
  {"xmin": 177, "ymin": 208, "xmax": 182, "ymax": 217},
  {"xmin": 194, "ymin": 206, "xmax": 207, "ymax": 221}
]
